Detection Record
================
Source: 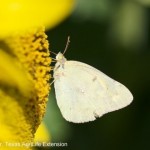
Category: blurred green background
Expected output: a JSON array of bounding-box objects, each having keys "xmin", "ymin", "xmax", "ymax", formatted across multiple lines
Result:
[{"xmin": 44, "ymin": 0, "xmax": 150, "ymax": 149}]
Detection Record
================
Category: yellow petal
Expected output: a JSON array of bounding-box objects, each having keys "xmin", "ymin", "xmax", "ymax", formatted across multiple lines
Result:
[
  {"xmin": 34, "ymin": 122, "xmax": 50, "ymax": 142},
  {"xmin": 0, "ymin": 50, "xmax": 32, "ymax": 97},
  {"xmin": 0, "ymin": 0, "xmax": 75, "ymax": 38},
  {"xmin": 0, "ymin": 89, "xmax": 33, "ymax": 150}
]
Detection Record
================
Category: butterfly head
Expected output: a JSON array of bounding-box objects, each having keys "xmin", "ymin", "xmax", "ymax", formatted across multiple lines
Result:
[{"xmin": 56, "ymin": 52, "xmax": 67, "ymax": 65}]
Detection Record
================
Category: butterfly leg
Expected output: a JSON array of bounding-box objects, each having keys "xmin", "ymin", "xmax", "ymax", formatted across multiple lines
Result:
[
  {"xmin": 50, "ymin": 73, "xmax": 61, "ymax": 85},
  {"xmin": 50, "ymin": 79, "xmax": 56, "ymax": 86}
]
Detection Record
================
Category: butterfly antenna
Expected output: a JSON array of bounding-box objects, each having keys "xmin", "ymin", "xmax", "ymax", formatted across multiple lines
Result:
[
  {"xmin": 63, "ymin": 36, "xmax": 70, "ymax": 55},
  {"xmin": 51, "ymin": 51, "xmax": 57, "ymax": 55}
]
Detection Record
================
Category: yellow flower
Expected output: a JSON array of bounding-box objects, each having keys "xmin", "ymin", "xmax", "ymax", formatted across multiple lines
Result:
[
  {"xmin": 0, "ymin": 0, "xmax": 75, "ymax": 38},
  {"xmin": 0, "ymin": 27, "xmax": 51, "ymax": 149},
  {"xmin": 0, "ymin": 1, "xmax": 75, "ymax": 148}
]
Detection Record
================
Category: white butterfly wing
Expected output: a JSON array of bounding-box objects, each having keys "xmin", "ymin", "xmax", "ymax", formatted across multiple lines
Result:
[{"xmin": 54, "ymin": 61, "xmax": 133, "ymax": 123}]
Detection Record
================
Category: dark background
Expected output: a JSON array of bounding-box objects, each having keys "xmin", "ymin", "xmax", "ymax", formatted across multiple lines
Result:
[{"xmin": 43, "ymin": 0, "xmax": 150, "ymax": 149}]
